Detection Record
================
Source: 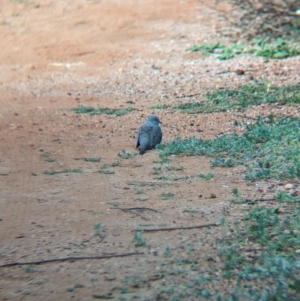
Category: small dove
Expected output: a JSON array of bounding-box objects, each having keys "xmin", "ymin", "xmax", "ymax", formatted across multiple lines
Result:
[{"xmin": 137, "ymin": 115, "xmax": 162, "ymax": 155}]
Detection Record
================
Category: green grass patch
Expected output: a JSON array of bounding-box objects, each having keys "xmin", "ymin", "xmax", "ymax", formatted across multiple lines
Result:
[
  {"xmin": 23, "ymin": 265, "xmax": 34, "ymax": 273},
  {"xmin": 186, "ymin": 42, "xmax": 223, "ymax": 54},
  {"xmin": 98, "ymin": 164, "xmax": 115, "ymax": 175},
  {"xmin": 147, "ymin": 192, "xmax": 300, "ymax": 300},
  {"xmin": 72, "ymin": 106, "xmax": 135, "ymax": 116},
  {"xmin": 133, "ymin": 188, "xmax": 145, "ymax": 194},
  {"xmin": 152, "ymin": 82, "xmax": 300, "ymax": 114},
  {"xmin": 198, "ymin": 172, "xmax": 214, "ymax": 180},
  {"xmin": 134, "ymin": 197, "xmax": 149, "ymax": 202},
  {"xmin": 75, "ymin": 157, "xmax": 101, "ymax": 162},
  {"xmin": 251, "ymin": 37, "xmax": 300, "ymax": 59},
  {"xmin": 187, "ymin": 41, "xmax": 246, "ymax": 59},
  {"xmin": 132, "ymin": 231, "xmax": 146, "ymax": 247},
  {"xmin": 160, "ymin": 116, "xmax": 300, "ymax": 180},
  {"xmin": 217, "ymin": 192, "xmax": 300, "ymax": 300},
  {"xmin": 160, "ymin": 192, "xmax": 176, "ymax": 200},
  {"xmin": 186, "ymin": 37, "xmax": 300, "ymax": 60},
  {"xmin": 127, "ymin": 180, "xmax": 174, "ymax": 187},
  {"xmin": 118, "ymin": 150, "xmax": 138, "ymax": 159},
  {"xmin": 182, "ymin": 209, "xmax": 199, "ymax": 214},
  {"xmin": 41, "ymin": 153, "xmax": 55, "ymax": 162},
  {"xmin": 151, "ymin": 104, "xmax": 170, "ymax": 109},
  {"xmin": 178, "ymin": 82, "xmax": 300, "ymax": 114},
  {"xmin": 153, "ymin": 174, "xmax": 188, "ymax": 181},
  {"xmin": 113, "ymin": 287, "xmax": 134, "ymax": 294},
  {"xmin": 43, "ymin": 168, "xmax": 82, "ymax": 175},
  {"xmin": 98, "ymin": 169, "xmax": 115, "ymax": 175},
  {"xmin": 164, "ymin": 246, "xmax": 172, "ymax": 257},
  {"xmin": 93, "ymin": 223, "xmax": 103, "ymax": 236},
  {"xmin": 123, "ymin": 275, "xmax": 147, "ymax": 288}
]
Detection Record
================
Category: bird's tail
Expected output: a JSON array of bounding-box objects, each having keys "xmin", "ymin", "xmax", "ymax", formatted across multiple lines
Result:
[{"xmin": 139, "ymin": 146, "xmax": 146, "ymax": 155}]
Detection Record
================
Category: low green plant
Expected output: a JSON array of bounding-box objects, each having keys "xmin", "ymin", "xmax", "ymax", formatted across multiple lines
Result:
[
  {"xmin": 219, "ymin": 246, "xmax": 245, "ymax": 278},
  {"xmin": 251, "ymin": 37, "xmax": 300, "ymax": 59},
  {"xmin": 153, "ymin": 175, "xmax": 188, "ymax": 181},
  {"xmin": 186, "ymin": 38, "xmax": 300, "ymax": 60},
  {"xmin": 173, "ymin": 82, "xmax": 300, "ymax": 114},
  {"xmin": 198, "ymin": 172, "xmax": 214, "ymax": 180},
  {"xmin": 133, "ymin": 188, "xmax": 145, "ymax": 194},
  {"xmin": 43, "ymin": 168, "xmax": 82, "ymax": 175},
  {"xmin": 151, "ymin": 103, "xmax": 170, "ymax": 109},
  {"xmin": 84, "ymin": 157, "xmax": 101, "ymax": 162},
  {"xmin": 127, "ymin": 180, "xmax": 175, "ymax": 187},
  {"xmin": 182, "ymin": 209, "xmax": 198, "ymax": 214},
  {"xmin": 114, "ymin": 287, "xmax": 134, "ymax": 294},
  {"xmin": 230, "ymin": 187, "xmax": 244, "ymax": 204},
  {"xmin": 75, "ymin": 157, "xmax": 101, "ymax": 162},
  {"xmin": 185, "ymin": 244, "xmax": 195, "ymax": 253},
  {"xmin": 160, "ymin": 116, "xmax": 300, "ymax": 180},
  {"xmin": 72, "ymin": 106, "xmax": 135, "ymax": 116},
  {"xmin": 210, "ymin": 158, "xmax": 235, "ymax": 167},
  {"xmin": 123, "ymin": 275, "xmax": 147, "ymax": 288},
  {"xmin": 160, "ymin": 192, "xmax": 176, "ymax": 200},
  {"xmin": 164, "ymin": 246, "xmax": 172, "ymax": 257},
  {"xmin": 186, "ymin": 42, "xmax": 223, "ymax": 54},
  {"xmin": 152, "ymin": 165, "xmax": 162, "ymax": 175},
  {"xmin": 98, "ymin": 164, "xmax": 115, "ymax": 174},
  {"xmin": 134, "ymin": 197, "xmax": 148, "ymax": 202},
  {"xmin": 276, "ymin": 189, "xmax": 296, "ymax": 202},
  {"xmin": 41, "ymin": 153, "xmax": 55, "ymax": 162},
  {"xmin": 217, "ymin": 42, "xmax": 246, "ymax": 60},
  {"xmin": 65, "ymin": 168, "xmax": 82, "ymax": 173},
  {"xmin": 118, "ymin": 150, "xmax": 138, "ymax": 159},
  {"xmin": 217, "ymin": 192, "xmax": 300, "ymax": 300},
  {"xmin": 176, "ymin": 258, "xmax": 198, "ymax": 266},
  {"xmin": 23, "ymin": 265, "xmax": 34, "ymax": 273},
  {"xmin": 186, "ymin": 41, "xmax": 245, "ymax": 59},
  {"xmin": 133, "ymin": 231, "xmax": 146, "ymax": 247},
  {"xmin": 232, "ymin": 187, "xmax": 239, "ymax": 198},
  {"xmin": 93, "ymin": 223, "xmax": 103, "ymax": 236}
]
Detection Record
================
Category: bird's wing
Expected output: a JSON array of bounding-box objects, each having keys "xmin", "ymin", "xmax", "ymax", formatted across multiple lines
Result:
[
  {"xmin": 150, "ymin": 125, "xmax": 162, "ymax": 148},
  {"xmin": 137, "ymin": 124, "xmax": 153, "ymax": 149}
]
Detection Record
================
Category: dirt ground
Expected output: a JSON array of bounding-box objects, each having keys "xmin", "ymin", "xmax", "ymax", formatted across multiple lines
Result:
[{"xmin": 1, "ymin": 0, "xmax": 300, "ymax": 300}]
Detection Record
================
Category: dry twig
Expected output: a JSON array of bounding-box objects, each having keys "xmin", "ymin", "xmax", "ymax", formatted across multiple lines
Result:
[
  {"xmin": 124, "ymin": 207, "xmax": 161, "ymax": 213},
  {"xmin": 134, "ymin": 222, "xmax": 219, "ymax": 232},
  {"xmin": 110, "ymin": 208, "xmax": 149, "ymax": 220},
  {"xmin": 0, "ymin": 251, "xmax": 144, "ymax": 268}
]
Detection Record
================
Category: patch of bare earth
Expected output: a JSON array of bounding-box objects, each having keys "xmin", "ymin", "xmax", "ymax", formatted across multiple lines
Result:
[{"xmin": 0, "ymin": 0, "xmax": 300, "ymax": 300}]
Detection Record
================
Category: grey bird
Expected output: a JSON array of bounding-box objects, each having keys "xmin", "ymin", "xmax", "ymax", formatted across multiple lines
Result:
[{"xmin": 137, "ymin": 115, "xmax": 162, "ymax": 155}]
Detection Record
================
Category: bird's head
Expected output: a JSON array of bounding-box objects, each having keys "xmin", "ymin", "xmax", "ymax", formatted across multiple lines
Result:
[{"xmin": 147, "ymin": 115, "xmax": 162, "ymax": 125}]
